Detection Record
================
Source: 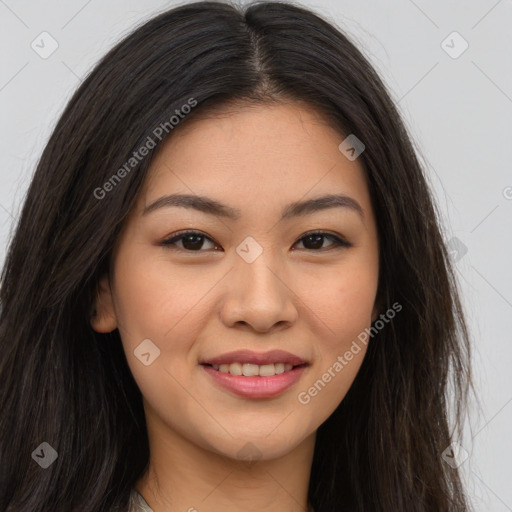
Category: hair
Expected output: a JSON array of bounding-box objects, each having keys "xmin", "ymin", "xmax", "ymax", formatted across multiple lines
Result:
[{"xmin": 0, "ymin": 1, "xmax": 473, "ymax": 510}]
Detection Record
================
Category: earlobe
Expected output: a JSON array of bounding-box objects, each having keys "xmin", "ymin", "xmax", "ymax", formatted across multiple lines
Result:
[{"xmin": 90, "ymin": 274, "xmax": 118, "ymax": 333}]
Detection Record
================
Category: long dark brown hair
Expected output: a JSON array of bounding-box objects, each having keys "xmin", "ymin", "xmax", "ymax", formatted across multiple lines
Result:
[{"xmin": 0, "ymin": 1, "xmax": 473, "ymax": 510}]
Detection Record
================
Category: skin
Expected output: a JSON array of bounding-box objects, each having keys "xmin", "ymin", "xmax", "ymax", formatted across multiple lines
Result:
[{"xmin": 91, "ymin": 100, "xmax": 380, "ymax": 512}]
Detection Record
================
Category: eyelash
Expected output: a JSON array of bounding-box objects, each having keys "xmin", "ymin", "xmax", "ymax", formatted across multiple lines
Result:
[{"xmin": 160, "ymin": 229, "xmax": 352, "ymax": 252}]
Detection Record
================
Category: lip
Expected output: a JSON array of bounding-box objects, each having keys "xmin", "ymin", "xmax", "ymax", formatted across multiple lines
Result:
[
  {"xmin": 200, "ymin": 349, "xmax": 306, "ymax": 366},
  {"xmin": 202, "ymin": 364, "xmax": 307, "ymax": 399}
]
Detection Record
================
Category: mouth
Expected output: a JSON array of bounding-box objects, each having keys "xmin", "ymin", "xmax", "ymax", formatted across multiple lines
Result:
[
  {"xmin": 199, "ymin": 350, "xmax": 309, "ymax": 399},
  {"xmin": 201, "ymin": 364, "xmax": 308, "ymax": 399},
  {"xmin": 201, "ymin": 361, "xmax": 307, "ymax": 377}
]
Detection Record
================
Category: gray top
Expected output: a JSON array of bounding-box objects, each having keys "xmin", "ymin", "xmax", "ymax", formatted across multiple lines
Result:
[{"xmin": 128, "ymin": 489, "xmax": 154, "ymax": 512}]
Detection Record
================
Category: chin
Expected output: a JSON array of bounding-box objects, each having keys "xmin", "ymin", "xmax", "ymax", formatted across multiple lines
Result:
[{"xmin": 203, "ymin": 428, "xmax": 311, "ymax": 463}]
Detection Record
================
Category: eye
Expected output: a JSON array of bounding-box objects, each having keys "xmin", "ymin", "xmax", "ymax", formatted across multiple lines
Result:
[
  {"xmin": 293, "ymin": 230, "xmax": 352, "ymax": 251},
  {"xmin": 160, "ymin": 230, "xmax": 352, "ymax": 252},
  {"xmin": 161, "ymin": 230, "xmax": 220, "ymax": 252}
]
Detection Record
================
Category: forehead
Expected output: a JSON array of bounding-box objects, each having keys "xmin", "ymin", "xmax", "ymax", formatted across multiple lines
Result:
[{"xmin": 138, "ymin": 101, "xmax": 372, "ymax": 220}]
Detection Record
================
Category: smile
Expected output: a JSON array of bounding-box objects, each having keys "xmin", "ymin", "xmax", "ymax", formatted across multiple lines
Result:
[{"xmin": 208, "ymin": 362, "xmax": 298, "ymax": 377}]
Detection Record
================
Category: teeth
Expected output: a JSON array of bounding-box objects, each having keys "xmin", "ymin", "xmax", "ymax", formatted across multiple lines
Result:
[
  {"xmin": 242, "ymin": 363, "xmax": 260, "ymax": 376},
  {"xmin": 229, "ymin": 362, "xmax": 242, "ymax": 376},
  {"xmin": 258, "ymin": 364, "xmax": 276, "ymax": 377},
  {"xmin": 212, "ymin": 362, "xmax": 295, "ymax": 376},
  {"xmin": 274, "ymin": 363, "xmax": 285, "ymax": 374}
]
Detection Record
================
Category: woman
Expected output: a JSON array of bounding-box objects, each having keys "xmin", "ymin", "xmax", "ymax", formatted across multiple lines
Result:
[{"xmin": 0, "ymin": 1, "xmax": 473, "ymax": 511}]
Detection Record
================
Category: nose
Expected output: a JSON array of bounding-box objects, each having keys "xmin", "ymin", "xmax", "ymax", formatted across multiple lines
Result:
[{"xmin": 219, "ymin": 247, "xmax": 299, "ymax": 334}]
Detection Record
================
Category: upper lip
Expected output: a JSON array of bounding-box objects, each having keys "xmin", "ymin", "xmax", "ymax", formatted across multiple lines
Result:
[{"xmin": 200, "ymin": 349, "xmax": 307, "ymax": 367}]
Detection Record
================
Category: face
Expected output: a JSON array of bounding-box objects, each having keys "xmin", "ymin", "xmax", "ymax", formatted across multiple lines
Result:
[{"xmin": 92, "ymin": 101, "xmax": 380, "ymax": 462}]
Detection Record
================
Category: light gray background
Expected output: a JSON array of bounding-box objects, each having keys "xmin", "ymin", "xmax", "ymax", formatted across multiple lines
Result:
[{"xmin": 1, "ymin": 0, "xmax": 511, "ymax": 509}]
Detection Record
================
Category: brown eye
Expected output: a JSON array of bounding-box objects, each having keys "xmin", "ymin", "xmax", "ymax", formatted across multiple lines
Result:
[
  {"xmin": 161, "ymin": 230, "xmax": 219, "ymax": 251},
  {"xmin": 294, "ymin": 231, "xmax": 352, "ymax": 251}
]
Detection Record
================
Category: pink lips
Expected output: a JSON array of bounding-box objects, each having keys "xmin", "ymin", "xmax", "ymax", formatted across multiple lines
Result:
[
  {"xmin": 202, "ymin": 365, "xmax": 307, "ymax": 399},
  {"xmin": 200, "ymin": 349, "xmax": 308, "ymax": 399}
]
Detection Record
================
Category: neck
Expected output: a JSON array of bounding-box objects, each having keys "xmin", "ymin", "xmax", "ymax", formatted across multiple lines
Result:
[{"xmin": 136, "ymin": 402, "xmax": 316, "ymax": 512}]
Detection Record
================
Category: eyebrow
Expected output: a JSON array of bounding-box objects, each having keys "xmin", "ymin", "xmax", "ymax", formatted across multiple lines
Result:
[{"xmin": 142, "ymin": 193, "xmax": 364, "ymax": 221}]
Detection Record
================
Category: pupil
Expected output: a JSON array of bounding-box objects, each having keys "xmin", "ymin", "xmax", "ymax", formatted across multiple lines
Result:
[
  {"xmin": 183, "ymin": 235, "xmax": 203, "ymax": 250},
  {"xmin": 305, "ymin": 235, "xmax": 323, "ymax": 250}
]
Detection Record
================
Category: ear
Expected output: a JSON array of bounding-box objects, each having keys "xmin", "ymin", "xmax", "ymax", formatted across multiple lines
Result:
[{"xmin": 90, "ymin": 274, "xmax": 118, "ymax": 333}]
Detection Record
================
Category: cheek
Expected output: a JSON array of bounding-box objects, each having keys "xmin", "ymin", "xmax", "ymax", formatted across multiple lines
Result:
[
  {"xmin": 304, "ymin": 264, "xmax": 378, "ymax": 344},
  {"xmin": 113, "ymin": 252, "xmax": 206, "ymax": 342},
  {"xmin": 112, "ymin": 253, "xmax": 220, "ymax": 395},
  {"xmin": 111, "ymin": 258, "xmax": 202, "ymax": 417},
  {"xmin": 297, "ymin": 280, "xmax": 373, "ymax": 423},
  {"xmin": 296, "ymin": 261, "xmax": 376, "ymax": 413}
]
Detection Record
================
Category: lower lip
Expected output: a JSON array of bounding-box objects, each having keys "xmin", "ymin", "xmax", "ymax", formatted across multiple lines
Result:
[{"xmin": 201, "ymin": 364, "xmax": 307, "ymax": 399}]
